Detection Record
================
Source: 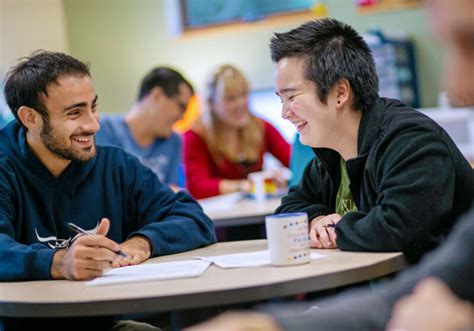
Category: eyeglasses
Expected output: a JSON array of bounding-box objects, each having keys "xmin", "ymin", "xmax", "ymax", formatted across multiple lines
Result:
[
  {"xmin": 169, "ymin": 95, "xmax": 188, "ymax": 113},
  {"xmin": 176, "ymin": 100, "xmax": 188, "ymax": 113}
]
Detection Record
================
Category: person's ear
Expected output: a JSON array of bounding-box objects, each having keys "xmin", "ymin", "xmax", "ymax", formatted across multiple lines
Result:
[
  {"xmin": 334, "ymin": 79, "xmax": 351, "ymax": 109},
  {"xmin": 17, "ymin": 106, "xmax": 43, "ymax": 131},
  {"xmin": 149, "ymin": 86, "xmax": 165, "ymax": 101}
]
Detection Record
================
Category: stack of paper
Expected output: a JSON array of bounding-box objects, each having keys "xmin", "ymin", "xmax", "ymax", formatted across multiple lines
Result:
[{"xmin": 86, "ymin": 260, "xmax": 210, "ymax": 287}]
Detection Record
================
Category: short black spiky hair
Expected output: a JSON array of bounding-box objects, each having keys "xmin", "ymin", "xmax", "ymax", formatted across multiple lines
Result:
[
  {"xmin": 4, "ymin": 50, "xmax": 90, "ymax": 126},
  {"xmin": 270, "ymin": 18, "xmax": 379, "ymax": 111}
]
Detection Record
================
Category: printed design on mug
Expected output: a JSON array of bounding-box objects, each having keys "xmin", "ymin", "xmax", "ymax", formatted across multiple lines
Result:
[
  {"xmin": 266, "ymin": 212, "xmax": 310, "ymax": 266},
  {"xmin": 282, "ymin": 220, "xmax": 309, "ymax": 260}
]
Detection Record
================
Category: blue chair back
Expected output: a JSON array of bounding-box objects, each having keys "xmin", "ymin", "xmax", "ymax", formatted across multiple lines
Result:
[{"xmin": 289, "ymin": 133, "xmax": 315, "ymax": 186}]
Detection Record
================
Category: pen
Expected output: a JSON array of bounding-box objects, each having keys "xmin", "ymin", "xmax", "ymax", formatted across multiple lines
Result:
[
  {"xmin": 67, "ymin": 222, "xmax": 128, "ymax": 258},
  {"xmin": 322, "ymin": 223, "xmax": 336, "ymax": 229}
]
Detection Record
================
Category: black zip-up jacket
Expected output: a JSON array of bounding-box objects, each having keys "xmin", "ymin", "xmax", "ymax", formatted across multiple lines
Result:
[{"xmin": 277, "ymin": 97, "xmax": 473, "ymax": 262}]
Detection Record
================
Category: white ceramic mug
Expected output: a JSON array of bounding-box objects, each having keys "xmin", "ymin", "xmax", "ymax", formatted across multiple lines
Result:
[{"xmin": 265, "ymin": 212, "xmax": 310, "ymax": 266}]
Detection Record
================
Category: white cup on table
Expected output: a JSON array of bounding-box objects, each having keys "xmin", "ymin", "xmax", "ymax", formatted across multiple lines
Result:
[
  {"xmin": 248, "ymin": 171, "xmax": 266, "ymax": 202},
  {"xmin": 265, "ymin": 212, "xmax": 310, "ymax": 266}
]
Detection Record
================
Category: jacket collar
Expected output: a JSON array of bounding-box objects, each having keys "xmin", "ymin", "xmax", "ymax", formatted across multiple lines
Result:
[
  {"xmin": 312, "ymin": 96, "xmax": 384, "ymax": 166},
  {"xmin": 356, "ymin": 97, "xmax": 385, "ymax": 157}
]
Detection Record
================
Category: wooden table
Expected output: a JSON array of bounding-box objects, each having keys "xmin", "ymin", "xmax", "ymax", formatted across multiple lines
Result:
[{"xmin": 0, "ymin": 240, "xmax": 406, "ymax": 318}]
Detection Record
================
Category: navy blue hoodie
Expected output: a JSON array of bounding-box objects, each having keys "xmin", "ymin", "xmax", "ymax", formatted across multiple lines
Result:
[{"xmin": 0, "ymin": 121, "xmax": 216, "ymax": 281}]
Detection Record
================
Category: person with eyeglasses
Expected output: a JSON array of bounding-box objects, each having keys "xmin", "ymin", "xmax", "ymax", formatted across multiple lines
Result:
[{"xmin": 96, "ymin": 66, "xmax": 193, "ymax": 191}]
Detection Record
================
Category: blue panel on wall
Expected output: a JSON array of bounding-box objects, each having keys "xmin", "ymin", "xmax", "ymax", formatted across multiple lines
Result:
[{"xmin": 184, "ymin": 0, "xmax": 314, "ymax": 28}]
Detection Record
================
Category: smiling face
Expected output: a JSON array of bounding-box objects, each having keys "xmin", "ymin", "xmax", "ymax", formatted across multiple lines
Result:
[
  {"xmin": 39, "ymin": 75, "xmax": 100, "ymax": 162},
  {"xmin": 275, "ymin": 56, "xmax": 338, "ymax": 148},
  {"xmin": 210, "ymin": 67, "xmax": 250, "ymax": 129}
]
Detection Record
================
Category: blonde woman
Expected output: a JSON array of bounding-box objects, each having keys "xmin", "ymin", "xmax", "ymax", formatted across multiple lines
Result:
[{"xmin": 184, "ymin": 65, "xmax": 290, "ymax": 199}]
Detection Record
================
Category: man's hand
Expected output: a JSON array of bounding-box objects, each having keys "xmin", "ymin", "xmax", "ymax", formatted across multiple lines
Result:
[
  {"xmin": 186, "ymin": 311, "xmax": 282, "ymax": 331},
  {"xmin": 50, "ymin": 218, "xmax": 121, "ymax": 280},
  {"xmin": 387, "ymin": 278, "xmax": 474, "ymax": 331},
  {"xmin": 309, "ymin": 213, "xmax": 342, "ymax": 249},
  {"xmin": 112, "ymin": 235, "xmax": 151, "ymax": 267}
]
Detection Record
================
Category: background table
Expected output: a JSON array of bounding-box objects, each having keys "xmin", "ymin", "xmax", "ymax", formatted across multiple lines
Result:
[
  {"xmin": 199, "ymin": 193, "xmax": 281, "ymax": 227},
  {"xmin": 0, "ymin": 240, "xmax": 406, "ymax": 318}
]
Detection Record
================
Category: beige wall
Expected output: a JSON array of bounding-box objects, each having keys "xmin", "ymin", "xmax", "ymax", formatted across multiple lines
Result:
[
  {"xmin": 0, "ymin": 0, "xmax": 439, "ymax": 116},
  {"xmin": 63, "ymin": 0, "xmax": 442, "ymax": 114},
  {"xmin": 0, "ymin": 0, "xmax": 69, "ymax": 77},
  {"xmin": 0, "ymin": 1, "xmax": 3, "ymax": 73},
  {"xmin": 63, "ymin": 0, "xmax": 292, "ymax": 114}
]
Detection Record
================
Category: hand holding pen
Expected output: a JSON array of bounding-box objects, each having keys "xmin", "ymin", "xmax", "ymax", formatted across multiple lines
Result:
[
  {"xmin": 309, "ymin": 213, "xmax": 342, "ymax": 249},
  {"xmin": 68, "ymin": 222, "xmax": 128, "ymax": 258},
  {"xmin": 68, "ymin": 220, "xmax": 154, "ymax": 269},
  {"xmin": 51, "ymin": 218, "xmax": 125, "ymax": 280},
  {"xmin": 69, "ymin": 220, "xmax": 152, "ymax": 268}
]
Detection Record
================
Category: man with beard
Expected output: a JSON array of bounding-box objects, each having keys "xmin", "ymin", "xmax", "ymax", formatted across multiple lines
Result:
[{"xmin": 0, "ymin": 50, "xmax": 216, "ymax": 330}]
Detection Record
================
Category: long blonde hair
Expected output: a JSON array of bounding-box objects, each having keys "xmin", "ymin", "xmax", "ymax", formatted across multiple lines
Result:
[{"xmin": 193, "ymin": 65, "xmax": 264, "ymax": 164}]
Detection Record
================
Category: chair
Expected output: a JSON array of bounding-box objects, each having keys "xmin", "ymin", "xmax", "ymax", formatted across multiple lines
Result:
[{"xmin": 289, "ymin": 133, "xmax": 315, "ymax": 186}]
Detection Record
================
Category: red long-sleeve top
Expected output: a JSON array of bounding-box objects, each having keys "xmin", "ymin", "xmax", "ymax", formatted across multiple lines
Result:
[{"xmin": 183, "ymin": 120, "xmax": 290, "ymax": 199}]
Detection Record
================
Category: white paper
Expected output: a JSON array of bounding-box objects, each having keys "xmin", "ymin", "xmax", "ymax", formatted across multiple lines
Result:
[
  {"xmin": 198, "ymin": 192, "xmax": 243, "ymax": 213},
  {"xmin": 86, "ymin": 260, "xmax": 211, "ymax": 287},
  {"xmin": 197, "ymin": 250, "xmax": 326, "ymax": 269},
  {"xmin": 310, "ymin": 252, "xmax": 327, "ymax": 260}
]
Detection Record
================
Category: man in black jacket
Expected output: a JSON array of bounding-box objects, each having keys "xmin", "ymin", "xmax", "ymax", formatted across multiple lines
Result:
[
  {"xmin": 190, "ymin": 1, "xmax": 474, "ymax": 330},
  {"xmin": 271, "ymin": 18, "xmax": 472, "ymax": 262}
]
